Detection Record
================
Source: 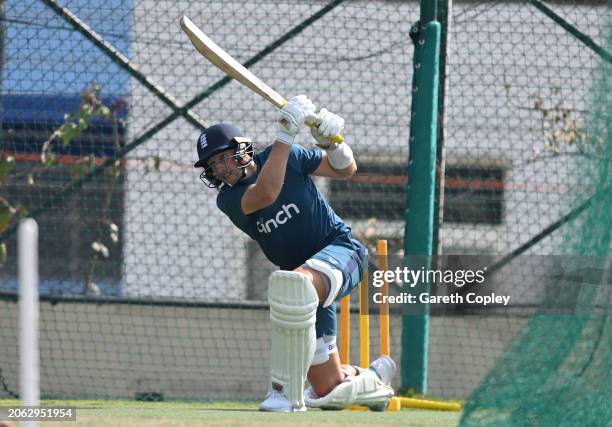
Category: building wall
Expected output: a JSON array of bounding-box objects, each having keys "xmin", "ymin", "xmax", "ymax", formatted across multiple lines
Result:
[{"xmin": 0, "ymin": 298, "xmax": 527, "ymax": 399}]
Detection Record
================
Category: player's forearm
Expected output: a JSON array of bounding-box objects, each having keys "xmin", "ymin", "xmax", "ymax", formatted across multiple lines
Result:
[
  {"xmin": 253, "ymin": 141, "xmax": 291, "ymax": 202},
  {"xmin": 328, "ymin": 156, "xmax": 357, "ymax": 177},
  {"xmin": 255, "ymin": 94, "xmax": 310, "ymax": 199},
  {"xmin": 320, "ymin": 141, "xmax": 357, "ymax": 178}
]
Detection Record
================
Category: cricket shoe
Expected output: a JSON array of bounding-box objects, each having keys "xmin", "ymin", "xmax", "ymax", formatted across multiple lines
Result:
[
  {"xmin": 368, "ymin": 355, "xmax": 397, "ymax": 386},
  {"xmin": 259, "ymin": 390, "xmax": 306, "ymax": 413}
]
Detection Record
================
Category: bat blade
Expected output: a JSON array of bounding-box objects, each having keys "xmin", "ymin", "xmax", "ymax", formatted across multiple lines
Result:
[
  {"xmin": 180, "ymin": 15, "xmax": 287, "ymax": 108},
  {"xmin": 180, "ymin": 16, "xmax": 344, "ymax": 144}
]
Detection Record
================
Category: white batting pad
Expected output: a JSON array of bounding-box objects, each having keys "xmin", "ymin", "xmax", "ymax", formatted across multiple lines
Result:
[
  {"xmin": 304, "ymin": 368, "xmax": 394, "ymax": 411},
  {"xmin": 266, "ymin": 271, "xmax": 318, "ymax": 411}
]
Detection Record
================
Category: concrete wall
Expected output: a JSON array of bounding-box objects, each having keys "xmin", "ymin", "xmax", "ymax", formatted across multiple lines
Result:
[{"xmin": 0, "ymin": 298, "xmax": 526, "ymax": 400}]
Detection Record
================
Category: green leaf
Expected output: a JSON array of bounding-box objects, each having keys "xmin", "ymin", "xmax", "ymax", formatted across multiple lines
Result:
[
  {"xmin": 0, "ymin": 242, "xmax": 6, "ymax": 268},
  {"xmin": 44, "ymin": 150, "xmax": 57, "ymax": 167},
  {"xmin": 72, "ymin": 162, "xmax": 84, "ymax": 178},
  {"xmin": 80, "ymin": 104, "xmax": 93, "ymax": 119},
  {"xmin": 0, "ymin": 197, "xmax": 17, "ymax": 234},
  {"xmin": 61, "ymin": 128, "xmax": 73, "ymax": 147},
  {"xmin": 77, "ymin": 117, "xmax": 88, "ymax": 132},
  {"xmin": 100, "ymin": 105, "xmax": 111, "ymax": 119},
  {"xmin": 72, "ymin": 155, "xmax": 95, "ymax": 178},
  {"xmin": 0, "ymin": 156, "xmax": 15, "ymax": 184},
  {"xmin": 16, "ymin": 204, "xmax": 29, "ymax": 217}
]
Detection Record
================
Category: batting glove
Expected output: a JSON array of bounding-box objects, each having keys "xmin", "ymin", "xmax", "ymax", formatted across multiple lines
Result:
[
  {"xmin": 275, "ymin": 95, "xmax": 317, "ymax": 145},
  {"xmin": 309, "ymin": 108, "xmax": 345, "ymax": 150}
]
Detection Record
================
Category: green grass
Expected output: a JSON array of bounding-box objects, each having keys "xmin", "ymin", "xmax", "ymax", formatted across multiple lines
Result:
[{"xmin": 0, "ymin": 399, "xmax": 461, "ymax": 426}]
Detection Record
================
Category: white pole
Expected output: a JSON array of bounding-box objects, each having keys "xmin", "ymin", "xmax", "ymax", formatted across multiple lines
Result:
[{"xmin": 19, "ymin": 218, "xmax": 39, "ymax": 427}]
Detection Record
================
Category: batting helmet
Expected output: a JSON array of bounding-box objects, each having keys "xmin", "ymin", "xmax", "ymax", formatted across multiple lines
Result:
[
  {"xmin": 194, "ymin": 123, "xmax": 251, "ymax": 168},
  {"xmin": 193, "ymin": 123, "xmax": 253, "ymax": 189}
]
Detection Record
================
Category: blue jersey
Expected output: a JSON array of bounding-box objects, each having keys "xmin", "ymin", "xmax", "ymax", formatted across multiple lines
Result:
[{"xmin": 216, "ymin": 144, "xmax": 352, "ymax": 270}]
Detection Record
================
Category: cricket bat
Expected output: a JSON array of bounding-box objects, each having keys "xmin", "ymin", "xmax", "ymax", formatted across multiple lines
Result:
[{"xmin": 180, "ymin": 16, "xmax": 343, "ymax": 144}]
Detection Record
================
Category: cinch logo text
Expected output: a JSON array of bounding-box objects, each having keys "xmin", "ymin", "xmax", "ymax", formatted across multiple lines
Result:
[{"xmin": 256, "ymin": 203, "xmax": 300, "ymax": 234}]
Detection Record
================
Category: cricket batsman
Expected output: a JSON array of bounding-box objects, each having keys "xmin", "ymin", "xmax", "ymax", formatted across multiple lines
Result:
[{"xmin": 193, "ymin": 95, "xmax": 395, "ymax": 412}]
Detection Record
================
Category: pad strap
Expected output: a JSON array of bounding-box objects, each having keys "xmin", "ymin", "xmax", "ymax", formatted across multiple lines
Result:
[
  {"xmin": 312, "ymin": 335, "xmax": 338, "ymax": 366},
  {"xmin": 304, "ymin": 258, "xmax": 343, "ymax": 308}
]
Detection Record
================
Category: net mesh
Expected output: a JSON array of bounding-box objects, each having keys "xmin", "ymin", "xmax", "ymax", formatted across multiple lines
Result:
[
  {"xmin": 0, "ymin": 0, "xmax": 417, "ymax": 400},
  {"xmin": 0, "ymin": 0, "xmax": 609, "ymax": 409},
  {"xmin": 459, "ymin": 9, "xmax": 611, "ymax": 425}
]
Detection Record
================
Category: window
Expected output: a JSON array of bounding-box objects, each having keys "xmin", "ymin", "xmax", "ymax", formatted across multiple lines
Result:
[
  {"xmin": 443, "ymin": 166, "xmax": 504, "ymax": 224},
  {"xmin": 328, "ymin": 161, "xmax": 504, "ymax": 225},
  {"xmin": 329, "ymin": 162, "xmax": 406, "ymax": 220}
]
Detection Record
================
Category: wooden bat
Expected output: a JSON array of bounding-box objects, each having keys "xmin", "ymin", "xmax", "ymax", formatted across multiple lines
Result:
[{"xmin": 180, "ymin": 16, "xmax": 343, "ymax": 144}]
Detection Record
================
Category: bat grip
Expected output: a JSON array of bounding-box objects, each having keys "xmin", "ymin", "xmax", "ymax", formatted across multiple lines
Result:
[
  {"xmin": 307, "ymin": 123, "xmax": 345, "ymax": 144},
  {"xmin": 279, "ymin": 99, "xmax": 344, "ymax": 144}
]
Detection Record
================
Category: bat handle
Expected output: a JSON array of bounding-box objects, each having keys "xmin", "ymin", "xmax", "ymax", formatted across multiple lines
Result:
[
  {"xmin": 279, "ymin": 99, "xmax": 344, "ymax": 144},
  {"xmin": 307, "ymin": 123, "xmax": 345, "ymax": 144}
]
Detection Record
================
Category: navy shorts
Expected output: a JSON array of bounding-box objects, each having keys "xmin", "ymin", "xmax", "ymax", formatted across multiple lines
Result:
[{"xmin": 308, "ymin": 233, "xmax": 368, "ymax": 338}]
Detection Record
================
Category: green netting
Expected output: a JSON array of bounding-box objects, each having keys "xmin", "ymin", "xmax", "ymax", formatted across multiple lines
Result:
[{"xmin": 460, "ymin": 8, "xmax": 611, "ymax": 427}]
